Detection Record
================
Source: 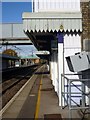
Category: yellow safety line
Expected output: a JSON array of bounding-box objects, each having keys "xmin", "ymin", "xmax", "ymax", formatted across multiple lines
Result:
[{"xmin": 34, "ymin": 75, "xmax": 42, "ymax": 120}]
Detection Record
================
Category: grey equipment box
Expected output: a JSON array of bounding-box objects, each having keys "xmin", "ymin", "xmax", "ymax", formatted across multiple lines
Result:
[{"xmin": 66, "ymin": 51, "xmax": 90, "ymax": 72}]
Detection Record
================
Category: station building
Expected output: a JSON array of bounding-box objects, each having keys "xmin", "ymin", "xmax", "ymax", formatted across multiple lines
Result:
[
  {"xmin": 20, "ymin": 54, "xmax": 40, "ymax": 66},
  {"xmin": 22, "ymin": 0, "xmax": 90, "ymax": 106}
]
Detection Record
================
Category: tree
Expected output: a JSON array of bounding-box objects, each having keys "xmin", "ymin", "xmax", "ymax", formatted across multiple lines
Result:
[{"xmin": 2, "ymin": 49, "xmax": 18, "ymax": 57}]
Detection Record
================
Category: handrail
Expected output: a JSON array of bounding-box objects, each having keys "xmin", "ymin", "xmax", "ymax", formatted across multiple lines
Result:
[{"xmin": 61, "ymin": 73, "xmax": 90, "ymax": 119}]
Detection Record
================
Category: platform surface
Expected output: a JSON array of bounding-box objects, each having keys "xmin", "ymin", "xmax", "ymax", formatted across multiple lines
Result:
[{"xmin": 2, "ymin": 65, "xmax": 81, "ymax": 119}]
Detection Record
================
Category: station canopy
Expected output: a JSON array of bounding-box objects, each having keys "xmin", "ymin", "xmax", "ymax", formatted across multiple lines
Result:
[
  {"xmin": 1, "ymin": 54, "xmax": 20, "ymax": 60},
  {"xmin": 35, "ymin": 51, "xmax": 50, "ymax": 59},
  {"xmin": 22, "ymin": 12, "xmax": 82, "ymax": 51}
]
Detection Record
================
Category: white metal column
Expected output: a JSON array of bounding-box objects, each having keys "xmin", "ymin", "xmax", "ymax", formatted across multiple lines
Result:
[
  {"xmin": 52, "ymin": 52, "xmax": 55, "ymax": 87},
  {"xmin": 54, "ymin": 51, "xmax": 58, "ymax": 93},
  {"xmin": 50, "ymin": 53, "xmax": 54, "ymax": 85},
  {"xmin": 57, "ymin": 33, "xmax": 64, "ymax": 106},
  {"xmin": 58, "ymin": 44, "xmax": 64, "ymax": 106}
]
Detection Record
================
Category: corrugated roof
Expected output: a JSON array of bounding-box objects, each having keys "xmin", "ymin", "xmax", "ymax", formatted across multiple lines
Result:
[{"xmin": 22, "ymin": 12, "xmax": 82, "ymax": 32}]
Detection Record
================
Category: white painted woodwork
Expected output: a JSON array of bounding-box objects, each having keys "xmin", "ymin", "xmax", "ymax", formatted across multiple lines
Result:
[{"xmin": 32, "ymin": 0, "xmax": 80, "ymax": 12}]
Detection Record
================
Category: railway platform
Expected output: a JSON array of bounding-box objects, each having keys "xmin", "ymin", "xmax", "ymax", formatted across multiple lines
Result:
[
  {"xmin": 1, "ymin": 65, "xmax": 81, "ymax": 120},
  {"xmin": 1, "ymin": 65, "xmax": 62, "ymax": 119}
]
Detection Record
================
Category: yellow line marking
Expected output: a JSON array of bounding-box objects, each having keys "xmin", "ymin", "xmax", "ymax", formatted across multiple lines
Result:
[{"xmin": 34, "ymin": 76, "xmax": 42, "ymax": 120}]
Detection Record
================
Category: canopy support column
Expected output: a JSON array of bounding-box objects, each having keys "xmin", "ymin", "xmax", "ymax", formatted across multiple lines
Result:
[{"xmin": 57, "ymin": 33, "xmax": 64, "ymax": 106}]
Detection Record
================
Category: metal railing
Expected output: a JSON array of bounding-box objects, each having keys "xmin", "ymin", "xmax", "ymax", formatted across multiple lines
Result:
[{"xmin": 61, "ymin": 73, "xmax": 90, "ymax": 119}]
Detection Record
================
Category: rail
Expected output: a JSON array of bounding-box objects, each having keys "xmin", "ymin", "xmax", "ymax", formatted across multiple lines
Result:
[
  {"xmin": 1, "ymin": 65, "xmax": 41, "ymax": 108},
  {"xmin": 61, "ymin": 73, "xmax": 90, "ymax": 119}
]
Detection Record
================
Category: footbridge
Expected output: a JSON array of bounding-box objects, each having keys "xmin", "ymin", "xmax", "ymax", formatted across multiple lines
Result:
[{"xmin": 0, "ymin": 23, "xmax": 32, "ymax": 45}]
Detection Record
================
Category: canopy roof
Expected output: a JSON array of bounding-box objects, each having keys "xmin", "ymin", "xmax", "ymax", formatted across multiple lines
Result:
[
  {"xmin": 1, "ymin": 54, "xmax": 19, "ymax": 60},
  {"xmin": 23, "ymin": 12, "xmax": 82, "ymax": 32},
  {"xmin": 22, "ymin": 12, "xmax": 82, "ymax": 53},
  {"xmin": 20, "ymin": 54, "xmax": 39, "ymax": 59}
]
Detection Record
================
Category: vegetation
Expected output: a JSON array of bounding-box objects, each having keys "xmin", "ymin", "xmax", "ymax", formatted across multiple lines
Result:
[{"xmin": 2, "ymin": 49, "xmax": 18, "ymax": 57}]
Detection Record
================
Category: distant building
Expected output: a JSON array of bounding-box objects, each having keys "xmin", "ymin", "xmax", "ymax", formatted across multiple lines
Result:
[{"xmin": 20, "ymin": 54, "xmax": 40, "ymax": 65}]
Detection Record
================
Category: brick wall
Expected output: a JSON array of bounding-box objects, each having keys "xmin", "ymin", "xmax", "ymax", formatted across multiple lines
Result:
[
  {"xmin": 88, "ymin": 1, "xmax": 90, "ymax": 39},
  {"xmin": 80, "ymin": 1, "xmax": 90, "ymax": 50}
]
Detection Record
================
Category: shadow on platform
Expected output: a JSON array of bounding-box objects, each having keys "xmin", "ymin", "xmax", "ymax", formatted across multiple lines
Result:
[{"xmin": 35, "ymin": 71, "xmax": 50, "ymax": 75}]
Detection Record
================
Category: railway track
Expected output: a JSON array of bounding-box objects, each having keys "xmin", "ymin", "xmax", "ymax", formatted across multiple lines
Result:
[
  {"xmin": 2, "ymin": 64, "xmax": 39, "ymax": 82},
  {"xmin": 1, "ymin": 64, "xmax": 41, "ymax": 108}
]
